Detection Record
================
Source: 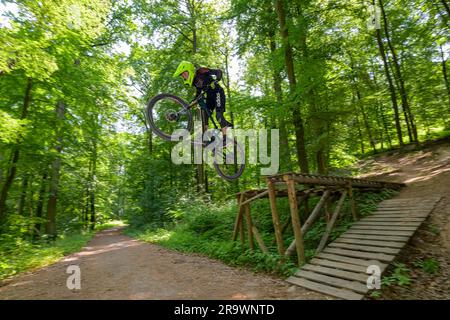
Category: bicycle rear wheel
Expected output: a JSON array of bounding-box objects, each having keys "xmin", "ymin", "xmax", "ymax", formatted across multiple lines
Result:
[
  {"xmin": 213, "ymin": 138, "xmax": 245, "ymax": 181},
  {"xmin": 146, "ymin": 93, "xmax": 193, "ymax": 141}
]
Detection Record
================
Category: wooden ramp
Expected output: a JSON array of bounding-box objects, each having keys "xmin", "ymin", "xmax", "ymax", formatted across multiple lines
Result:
[{"xmin": 286, "ymin": 197, "xmax": 441, "ymax": 300}]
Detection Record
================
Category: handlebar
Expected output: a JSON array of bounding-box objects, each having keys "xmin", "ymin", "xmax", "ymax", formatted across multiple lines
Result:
[{"xmin": 187, "ymin": 80, "xmax": 219, "ymax": 108}]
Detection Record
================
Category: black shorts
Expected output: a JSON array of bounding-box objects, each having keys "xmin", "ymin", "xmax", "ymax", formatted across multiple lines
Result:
[{"xmin": 202, "ymin": 85, "xmax": 232, "ymax": 128}]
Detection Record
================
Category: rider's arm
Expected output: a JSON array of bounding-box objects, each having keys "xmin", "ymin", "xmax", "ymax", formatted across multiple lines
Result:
[{"xmin": 208, "ymin": 69, "xmax": 223, "ymax": 82}]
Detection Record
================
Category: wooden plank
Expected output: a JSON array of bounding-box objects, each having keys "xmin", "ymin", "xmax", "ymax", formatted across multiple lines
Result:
[
  {"xmin": 309, "ymin": 258, "xmax": 386, "ymax": 274},
  {"xmin": 300, "ymin": 191, "xmax": 330, "ymax": 234},
  {"xmin": 345, "ymin": 229, "xmax": 414, "ymax": 237},
  {"xmin": 379, "ymin": 201, "xmax": 436, "ymax": 205},
  {"xmin": 369, "ymin": 217, "xmax": 427, "ymax": 222},
  {"xmin": 294, "ymin": 270, "xmax": 368, "ymax": 294},
  {"xmin": 350, "ymin": 225, "xmax": 417, "ymax": 231},
  {"xmin": 301, "ymin": 264, "xmax": 368, "ymax": 283},
  {"xmin": 285, "ymin": 176, "xmax": 305, "ymax": 265},
  {"xmin": 355, "ymin": 221, "xmax": 421, "ymax": 227},
  {"xmin": 316, "ymin": 191, "xmax": 347, "ymax": 253},
  {"xmin": 374, "ymin": 210, "xmax": 429, "ymax": 214},
  {"xmin": 239, "ymin": 215, "xmax": 245, "ymax": 245},
  {"xmin": 286, "ymin": 276, "xmax": 363, "ymax": 300},
  {"xmin": 244, "ymin": 204, "xmax": 254, "ymax": 250},
  {"xmin": 333, "ymin": 237, "xmax": 405, "ymax": 249},
  {"xmin": 324, "ymin": 247, "xmax": 395, "ymax": 262},
  {"xmin": 267, "ymin": 180, "xmax": 285, "ymax": 257},
  {"xmin": 379, "ymin": 200, "xmax": 435, "ymax": 203},
  {"xmin": 328, "ymin": 242, "xmax": 400, "ymax": 254},
  {"xmin": 232, "ymin": 193, "xmax": 245, "ymax": 241},
  {"xmin": 347, "ymin": 184, "xmax": 359, "ymax": 221},
  {"xmin": 374, "ymin": 209, "xmax": 429, "ymax": 213},
  {"xmin": 370, "ymin": 214, "xmax": 428, "ymax": 218},
  {"xmin": 338, "ymin": 233, "xmax": 409, "ymax": 242},
  {"xmin": 367, "ymin": 214, "xmax": 427, "ymax": 218},
  {"xmin": 316, "ymin": 252, "xmax": 387, "ymax": 269},
  {"xmin": 376, "ymin": 207, "xmax": 434, "ymax": 211},
  {"xmin": 362, "ymin": 217, "xmax": 424, "ymax": 222},
  {"xmin": 285, "ymin": 190, "xmax": 331, "ymax": 256},
  {"xmin": 251, "ymin": 226, "xmax": 268, "ymax": 254},
  {"xmin": 239, "ymin": 190, "xmax": 269, "ymax": 206},
  {"xmin": 380, "ymin": 199, "xmax": 437, "ymax": 204}
]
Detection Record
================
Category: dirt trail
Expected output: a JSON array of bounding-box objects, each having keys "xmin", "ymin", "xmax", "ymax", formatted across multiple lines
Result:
[{"xmin": 0, "ymin": 227, "xmax": 324, "ymax": 300}]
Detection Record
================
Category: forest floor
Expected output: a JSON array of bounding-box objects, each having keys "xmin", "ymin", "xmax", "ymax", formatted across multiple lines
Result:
[
  {"xmin": 0, "ymin": 226, "xmax": 324, "ymax": 299},
  {"xmin": 0, "ymin": 138, "xmax": 448, "ymax": 300}
]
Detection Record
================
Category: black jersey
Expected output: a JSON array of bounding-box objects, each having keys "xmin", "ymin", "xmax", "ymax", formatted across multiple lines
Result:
[{"xmin": 193, "ymin": 67, "xmax": 223, "ymax": 95}]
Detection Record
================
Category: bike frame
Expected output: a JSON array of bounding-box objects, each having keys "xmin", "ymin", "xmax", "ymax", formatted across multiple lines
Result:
[{"xmin": 186, "ymin": 92, "xmax": 220, "ymax": 131}]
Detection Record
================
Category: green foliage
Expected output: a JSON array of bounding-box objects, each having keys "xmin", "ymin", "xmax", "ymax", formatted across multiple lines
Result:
[
  {"xmin": 0, "ymin": 111, "xmax": 28, "ymax": 144},
  {"xmin": 0, "ymin": 230, "xmax": 93, "ymax": 280},
  {"xmin": 370, "ymin": 290, "xmax": 382, "ymax": 299},
  {"xmin": 413, "ymin": 257, "xmax": 440, "ymax": 275},
  {"xmin": 427, "ymin": 224, "xmax": 440, "ymax": 235},
  {"xmin": 382, "ymin": 263, "xmax": 412, "ymax": 287}
]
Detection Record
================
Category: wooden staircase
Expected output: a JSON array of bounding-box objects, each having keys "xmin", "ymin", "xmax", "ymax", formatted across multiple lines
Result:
[{"xmin": 286, "ymin": 197, "xmax": 442, "ymax": 300}]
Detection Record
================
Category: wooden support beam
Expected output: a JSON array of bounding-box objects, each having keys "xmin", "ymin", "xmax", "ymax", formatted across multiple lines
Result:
[
  {"xmin": 316, "ymin": 190, "xmax": 348, "ymax": 254},
  {"xmin": 232, "ymin": 193, "xmax": 245, "ymax": 241},
  {"xmin": 240, "ymin": 190, "xmax": 269, "ymax": 206},
  {"xmin": 302, "ymin": 194, "xmax": 310, "ymax": 222},
  {"xmin": 285, "ymin": 190, "xmax": 331, "ymax": 256},
  {"xmin": 252, "ymin": 225, "xmax": 268, "ymax": 253},
  {"xmin": 239, "ymin": 215, "xmax": 245, "ymax": 245},
  {"xmin": 244, "ymin": 203, "xmax": 254, "ymax": 250},
  {"xmin": 284, "ymin": 175, "xmax": 305, "ymax": 266},
  {"xmin": 272, "ymin": 214, "xmax": 292, "ymax": 246},
  {"xmin": 347, "ymin": 183, "xmax": 359, "ymax": 221},
  {"xmin": 267, "ymin": 179, "xmax": 285, "ymax": 257}
]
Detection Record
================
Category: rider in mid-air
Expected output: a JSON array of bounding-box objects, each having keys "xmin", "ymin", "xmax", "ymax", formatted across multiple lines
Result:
[{"xmin": 173, "ymin": 61, "xmax": 232, "ymax": 138}]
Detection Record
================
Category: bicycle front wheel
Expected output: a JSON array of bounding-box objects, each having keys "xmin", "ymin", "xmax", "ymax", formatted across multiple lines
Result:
[
  {"xmin": 213, "ymin": 138, "xmax": 245, "ymax": 181},
  {"xmin": 146, "ymin": 93, "xmax": 193, "ymax": 141}
]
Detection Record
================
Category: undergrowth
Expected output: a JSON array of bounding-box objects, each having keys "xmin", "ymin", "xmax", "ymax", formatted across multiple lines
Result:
[{"xmin": 126, "ymin": 188, "xmax": 398, "ymax": 276}]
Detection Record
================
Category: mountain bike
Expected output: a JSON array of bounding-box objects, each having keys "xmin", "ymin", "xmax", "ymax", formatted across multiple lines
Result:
[{"xmin": 146, "ymin": 88, "xmax": 245, "ymax": 181}]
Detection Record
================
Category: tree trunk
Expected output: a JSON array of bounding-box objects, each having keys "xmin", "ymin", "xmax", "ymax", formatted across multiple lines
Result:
[
  {"xmin": 45, "ymin": 101, "xmax": 66, "ymax": 239},
  {"xmin": 0, "ymin": 77, "xmax": 33, "ymax": 221},
  {"xmin": 89, "ymin": 139, "xmax": 97, "ymax": 231},
  {"xmin": 379, "ymin": 0, "xmax": 417, "ymax": 143},
  {"xmin": 440, "ymin": 45, "xmax": 450, "ymax": 118},
  {"xmin": 356, "ymin": 113, "xmax": 365, "ymax": 154},
  {"xmin": 17, "ymin": 175, "xmax": 29, "ymax": 216},
  {"xmin": 269, "ymin": 31, "xmax": 292, "ymax": 172},
  {"xmin": 374, "ymin": 19, "xmax": 403, "ymax": 146},
  {"xmin": 372, "ymin": 63, "xmax": 393, "ymax": 148},
  {"xmin": 440, "ymin": 0, "xmax": 450, "ymax": 17},
  {"xmin": 223, "ymin": 43, "xmax": 240, "ymax": 192},
  {"xmin": 296, "ymin": 0, "xmax": 326, "ymax": 174},
  {"xmin": 374, "ymin": 102, "xmax": 384, "ymax": 150},
  {"xmin": 0, "ymin": 153, "xmax": 3, "ymax": 186},
  {"xmin": 275, "ymin": 0, "xmax": 309, "ymax": 173},
  {"xmin": 34, "ymin": 171, "xmax": 48, "ymax": 239},
  {"xmin": 188, "ymin": 0, "xmax": 204, "ymax": 192},
  {"xmin": 356, "ymin": 87, "xmax": 377, "ymax": 153}
]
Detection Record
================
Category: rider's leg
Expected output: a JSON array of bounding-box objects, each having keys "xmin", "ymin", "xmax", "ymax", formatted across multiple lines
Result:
[{"xmin": 207, "ymin": 86, "xmax": 232, "ymax": 136}]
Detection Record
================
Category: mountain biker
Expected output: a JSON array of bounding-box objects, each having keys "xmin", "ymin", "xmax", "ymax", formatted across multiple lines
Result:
[{"xmin": 173, "ymin": 61, "xmax": 233, "ymax": 138}]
